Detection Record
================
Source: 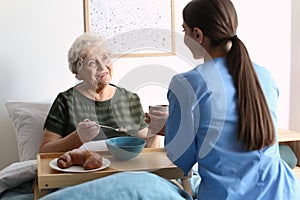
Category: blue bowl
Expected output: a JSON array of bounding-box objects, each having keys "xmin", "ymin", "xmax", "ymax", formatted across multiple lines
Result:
[{"xmin": 105, "ymin": 136, "xmax": 146, "ymax": 160}]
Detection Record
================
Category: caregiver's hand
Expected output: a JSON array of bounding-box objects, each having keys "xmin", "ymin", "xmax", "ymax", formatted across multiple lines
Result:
[
  {"xmin": 77, "ymin": 119, "xmax": 100, "ymax": 143},
  {"xmin": 146, "ymin": 110, "xmax": 168, "ymax": 136}
]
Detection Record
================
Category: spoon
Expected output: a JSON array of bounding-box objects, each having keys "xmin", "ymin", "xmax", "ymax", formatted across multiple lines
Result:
[{"xmin": 98, "ymin": 124, "xmax": 132, "ymax": 132}]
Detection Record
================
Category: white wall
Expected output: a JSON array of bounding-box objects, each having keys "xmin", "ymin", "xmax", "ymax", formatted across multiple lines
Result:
[
  {"xmin": 232, "ymin": 0, "xmax": 292, "ymax": 129},
  {"xmin": 290, "ymin": 0, "xmax": 300, "ymax": 131},
  {"xmin": 0, "ymin": 0, "xmax": 84, "ymax": 169},
  {"xmin": 0, "ymin": 0, "xmax": 296, "ymax": 170}
]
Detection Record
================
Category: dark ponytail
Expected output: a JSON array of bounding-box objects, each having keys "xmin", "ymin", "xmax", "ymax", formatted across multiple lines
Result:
[
  {"xmin": 228, "ymin": 36, "xmax": 275, "ymax": 150},
  {"xmin": 183, "ymin": 0, "xmax": 275, "ymax": 151}
]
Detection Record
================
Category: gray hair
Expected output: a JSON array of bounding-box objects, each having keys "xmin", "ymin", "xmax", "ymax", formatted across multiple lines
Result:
[{"xmin": 68, "ymin": 32, "xmax": 110, "ymax": 74}]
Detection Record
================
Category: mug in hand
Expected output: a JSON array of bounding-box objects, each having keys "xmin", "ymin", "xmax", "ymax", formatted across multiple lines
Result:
[
  {"xmin": 148, "ymin": 105, "xmax": 169, "ymax": 136},
  {"xmin": 149, "ymin": 105, "xmax": 169, "ymax": 114}
]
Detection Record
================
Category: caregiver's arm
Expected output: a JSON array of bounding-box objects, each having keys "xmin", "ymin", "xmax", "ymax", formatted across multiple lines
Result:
[{"xmin": 165, "ymin": 75, "xmax": 198, "ymax": 175}]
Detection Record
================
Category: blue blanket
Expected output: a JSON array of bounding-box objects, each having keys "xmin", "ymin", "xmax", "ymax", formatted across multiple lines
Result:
[
  {"xmin": 0, "ymin": 179, "xmax": 34, "ymax": 200},
  {"xmin": 40, "ymin": 171, "xmax": 193, "ymax": 200}
]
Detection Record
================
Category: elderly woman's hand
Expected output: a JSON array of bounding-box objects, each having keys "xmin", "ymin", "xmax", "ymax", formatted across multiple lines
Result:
[{"xmin": 77, "ymin": 119, "xmax": 100, "ymax": 143}]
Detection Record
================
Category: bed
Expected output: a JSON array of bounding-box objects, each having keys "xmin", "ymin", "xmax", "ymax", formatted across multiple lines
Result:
[
  {"xmin": 0, "ymin": 101, "xmax": 51, "ymax": 200},
  {"xmin": 0, "ymin": 101, "xmax": 199, "ymax": 200}
]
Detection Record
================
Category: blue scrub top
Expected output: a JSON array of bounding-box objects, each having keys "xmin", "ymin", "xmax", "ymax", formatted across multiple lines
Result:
[{"xmin": 165, "ymin": 57, "xmax": 300, "ymax": 200}]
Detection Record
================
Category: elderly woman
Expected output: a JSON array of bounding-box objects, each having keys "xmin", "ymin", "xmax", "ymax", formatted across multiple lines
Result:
[{"xmin": 39, "ymin": 32, "xmax": 159, "ymax": 153}]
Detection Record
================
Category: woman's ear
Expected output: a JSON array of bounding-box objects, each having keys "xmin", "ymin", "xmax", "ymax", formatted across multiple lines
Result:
[
  {"xmin": 75, "ymin": 73, "xmax": 82, "ymax": 80},
  {"xmin": 193, "ymin": 27, "xmax": 204, "ymax": 44}
]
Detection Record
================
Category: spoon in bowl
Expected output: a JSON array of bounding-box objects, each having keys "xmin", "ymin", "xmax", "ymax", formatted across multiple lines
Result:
[{"xmin": 98, "ymin": 124, "xmax": 132, "ymax": 132}]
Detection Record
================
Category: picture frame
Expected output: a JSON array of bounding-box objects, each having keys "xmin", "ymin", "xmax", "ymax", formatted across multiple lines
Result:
[{"xmin": 84, "ymin": 0, "xmax": 175, "ymax": 57}]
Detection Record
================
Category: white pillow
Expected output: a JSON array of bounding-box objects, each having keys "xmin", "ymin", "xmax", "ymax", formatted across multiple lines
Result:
[
  {"xmin": 5, "ymin": 101, "xmax": 51, "ymax": 161},
  {"xmin": 0, "ymin": 159, "xmax": 37, "ymax": 194}
]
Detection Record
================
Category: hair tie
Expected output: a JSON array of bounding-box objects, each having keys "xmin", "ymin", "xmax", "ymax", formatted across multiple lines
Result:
[{"xmin": 230, "ymin": 35, "xmax": 237, "ymax": 41}]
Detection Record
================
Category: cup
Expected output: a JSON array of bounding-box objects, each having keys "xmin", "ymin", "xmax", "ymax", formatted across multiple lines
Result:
[
  {"xmin": 149, "ymin": 105, "xmax": 169, "ymax": 114},
  {"xmin": 148, "ymin": 105, "xmax": 169, "ymax": 136}
]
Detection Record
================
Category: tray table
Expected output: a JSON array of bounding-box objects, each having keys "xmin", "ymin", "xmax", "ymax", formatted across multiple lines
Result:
[{"xmin": 35, "ymin": 148, "xmax": 191, "ymax": 199}]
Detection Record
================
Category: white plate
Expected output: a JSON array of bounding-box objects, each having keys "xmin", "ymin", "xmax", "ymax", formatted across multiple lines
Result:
[{"xmin": 49, "ymin": 157, "xmax": 111, "ymax": 173}]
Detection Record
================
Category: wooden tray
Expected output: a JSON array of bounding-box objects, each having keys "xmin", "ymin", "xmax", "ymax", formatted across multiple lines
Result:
[
  {"xmin": 277, "ymin": 129, "xmax": 300, "ymax": 178},
  {"xmin": 278, "ymin": 128, "xmax": 300, "ymax": 142},
  {"xmin": 37, "ymin": 148, "xmax": 185, "ymax": 190}
]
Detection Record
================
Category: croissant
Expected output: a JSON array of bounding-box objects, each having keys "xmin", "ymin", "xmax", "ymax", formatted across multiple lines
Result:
[{"xmin": 57, "ymin": 149, "xmax": 102, "ymax": 170}]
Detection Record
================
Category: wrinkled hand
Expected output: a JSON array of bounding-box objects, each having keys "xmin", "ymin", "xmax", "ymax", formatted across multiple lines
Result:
[
  {"xmin": 146, "ymin": 110, "xmax": 168, "ymax": 136},
  {"xmin": 77, "ymin": 119, "xmax": 100, "ymax": 143}
]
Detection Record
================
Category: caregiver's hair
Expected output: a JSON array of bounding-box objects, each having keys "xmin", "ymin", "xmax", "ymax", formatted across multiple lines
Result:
[
  {"xmin": 68, "ymin": 32, "xmax": 110, "ymax": 74},
  {"xmin": 183, "ymin": 0, "xmax": 275, "ymax": 151}
]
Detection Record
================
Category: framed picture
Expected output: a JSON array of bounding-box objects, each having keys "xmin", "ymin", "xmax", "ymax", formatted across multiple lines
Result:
[{"xmin": 84, "ymin": 0, "xmax": 175, "ymax": 57}]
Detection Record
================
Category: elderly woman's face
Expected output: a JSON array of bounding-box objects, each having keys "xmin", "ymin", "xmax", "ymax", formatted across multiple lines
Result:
[{"xmin": 77, "ymin": 48, "xmax": 113, "ymax": 89}]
